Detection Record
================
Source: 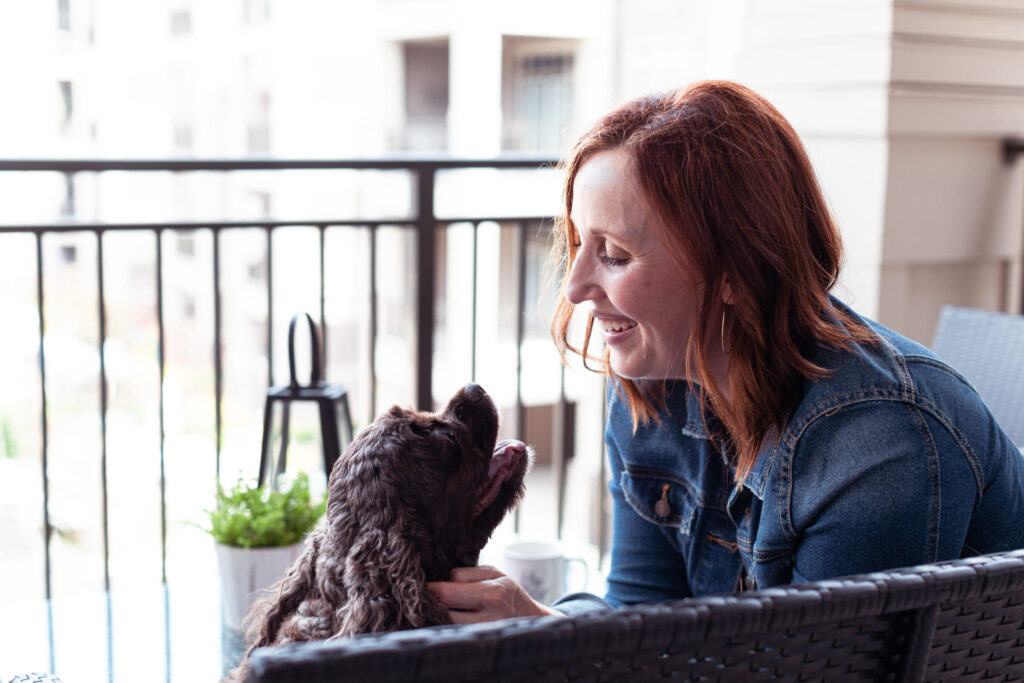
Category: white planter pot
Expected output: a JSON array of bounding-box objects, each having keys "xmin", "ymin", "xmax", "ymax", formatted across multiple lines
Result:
[{"xmin": 216, "ymin": 541, "xmax": 304, "ymax": 631}]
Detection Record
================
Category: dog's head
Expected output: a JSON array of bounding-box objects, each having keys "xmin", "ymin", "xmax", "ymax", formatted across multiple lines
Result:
[{"xmin": 326, "ymin": 382, "xmax": 530, "ymax": 583}]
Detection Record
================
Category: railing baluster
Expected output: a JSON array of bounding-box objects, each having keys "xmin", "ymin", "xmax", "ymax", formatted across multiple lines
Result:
[
  {"xmin": 542, "ymin": 216, "xmax": 570, "ymax": 540},
  {"xmin": 46, "ymin": 601, "xmax": 55, "ymax": 675},
  {"xmin": 97, "ymin": 229, "xmax": 115, "ymax": 681},
  {"xmin": 266, "ymin": 226, "xmax": 274, "ymax": 387},
  {"xmin": 319, "ymin": 224, "xmax": 327, "ymax": 370},
  {"xmin": 213, "ymin": 228, "xmax": 223, "ymax": 477},
  {"xmin": 541, "ymin": 215, "xmax": 570, "ymax": 540},
  {"xmin": 598, "ymin": 376, "xmax": 610, "ymax": 562},
  {"xmin": 369, "ymin": 224, "xmax": 378, "ymax": 423},
  {"xmin": 513, "ymin": 221, "xmax": 527, "ymax": 535},
  {"xmin": 162, "ymin": 584, "xmax": 172, "ymax": 682},
  {"xmin": 35, "ymin": 231, "xmax": 56, "ymax": 674},
  {"xmin": 471, "ymin": 222, "xmax": 478, "ymax": 382},
  {"xmin": 414, "ymin": 166, "xmax": 437, "ymax": 412},
  {"xmin": 555, "ymin": 359, "xmax": 568, "ymax": 540},
  {"xmin": 97, "ymin": 230, "xmax": 111, "ymax": 593},
  {"xmin": 155, "ymin": 230, "xmax": 167, "ymax": 584},
  {"xmin": 156, "ymin": 232, "xmax": 171, "ymax": 681},
  {"xmin": 35, "ymin": 232, "xmax": 52, "ymax": 600},
  {"xmin": 105, "ymin": 591, "xmax": 114, "ymax": 683}
]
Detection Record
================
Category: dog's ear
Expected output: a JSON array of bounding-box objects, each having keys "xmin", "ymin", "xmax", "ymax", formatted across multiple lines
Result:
[
  {"xmin": 228, "ymin": 532, "xmax": 330, "ymax": 681},
  {"xmin": 244, "ymin": 533, "xmax": 328, "ymax": 649},
  {"xmin": 323, "ymin": 416, "xmax": 452, "ymax": 636},
  {"xmin": 336, "ymin": 510, "xmax": 451, "ymax": 636}
]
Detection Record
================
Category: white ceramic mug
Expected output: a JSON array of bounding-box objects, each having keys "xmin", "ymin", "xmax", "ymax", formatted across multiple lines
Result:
[{"xmin": 503, "ymin": 540, "xmax": 588, "ymax": 606}]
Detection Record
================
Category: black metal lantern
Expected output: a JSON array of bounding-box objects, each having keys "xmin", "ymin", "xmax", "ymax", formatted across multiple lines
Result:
[{"xmin": 258, "ymin": 313, "xmax": 353, "ymax": 488}]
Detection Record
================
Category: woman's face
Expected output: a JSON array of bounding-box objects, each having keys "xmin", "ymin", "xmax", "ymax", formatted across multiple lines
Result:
[{"xmin": 565, "ymin": 147, "xmax": 698, "ymax": 380}]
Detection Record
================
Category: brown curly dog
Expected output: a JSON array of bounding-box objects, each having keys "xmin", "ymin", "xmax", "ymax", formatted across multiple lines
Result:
[{"xmin": 228, "ymin": 382, "xmax": 530, "ymax": 681}]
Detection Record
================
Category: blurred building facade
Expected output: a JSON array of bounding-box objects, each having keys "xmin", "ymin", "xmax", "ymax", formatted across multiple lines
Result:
[{"xmin": 3, "ymin": 0, "xmax": 1021, "ymax": 341}]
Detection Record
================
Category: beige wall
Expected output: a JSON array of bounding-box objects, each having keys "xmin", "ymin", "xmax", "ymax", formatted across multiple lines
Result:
[
  {"xmin": 732, "ymin": 0, "xmax": 1024, "ymax": 344},
  {"xmin": 878, "ymin": 1, "xmax": 1024, "ymax": 342}
]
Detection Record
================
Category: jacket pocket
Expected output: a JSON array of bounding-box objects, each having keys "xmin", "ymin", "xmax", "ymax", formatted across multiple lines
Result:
[{"xmin": 621, "ymin": 466, "xmax": 698, "ymax": 535}]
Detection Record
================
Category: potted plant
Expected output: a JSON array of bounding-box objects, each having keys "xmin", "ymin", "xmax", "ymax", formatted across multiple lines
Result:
[{"xmin": 202, "ymin": 472, "xmax": 326, "ymax": 630}]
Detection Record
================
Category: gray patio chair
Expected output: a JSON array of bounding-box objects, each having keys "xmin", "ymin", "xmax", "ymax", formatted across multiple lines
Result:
[
  {"xmin": 931, "ymin": 305, "xmax": 1024, "ymax": 446},
  {"xmin": 247, "ymin": 548, "xmax": 1024, "ymax": 682}
]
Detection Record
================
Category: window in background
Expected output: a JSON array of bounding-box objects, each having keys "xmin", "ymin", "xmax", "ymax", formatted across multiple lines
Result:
[
  {"xmin": 173, "ymin": 121, "xmax": 193, "ymax": 151},
  {"xmin": 170, "ymin": 9, "xmax": 191, "ymax": 36},
  {"xmin": 59, "ymin": 173, "xmax": 74, "ymax": 217},
  {"xmin": 502, "ymin": 39, "xmax": 576, "ymax": 153},
  {"xmin": 402, "ymin": 40, "xmax": 449, "ymax": 151},
  {"xmin": 57, "ymin": 0, "xmax": 70, "ymax": 31},
  {"xmin": 247, "ymin": 90, "xmax": 271, "ymax": 154},
  {"xmin": 176, "ymin": 231, "xmax": 196, "ymax": 257},
  {"xmin": 250, "ymin": 191, "xmax": 271, "ymax": 219},
  {"xmin": 59, "ymin": 244, "xmax": 77, "ymax": 265},
  {"xmin": 243, "ymin": 0, "xmax": 271, "ymax": 24},
  {"xmin": 58, "ymin": 80, "xmax": 73, "ymax": 134}
]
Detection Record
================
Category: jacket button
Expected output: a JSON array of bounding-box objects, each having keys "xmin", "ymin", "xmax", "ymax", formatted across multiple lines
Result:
[{"xmin": 655, "ymin": 484, "xmax": 671, "ymax": 517}]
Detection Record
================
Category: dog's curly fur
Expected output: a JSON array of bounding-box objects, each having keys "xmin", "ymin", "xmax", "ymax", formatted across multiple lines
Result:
[{"xmin": 228, "ymin": 383, "xmax": 529, "ymax": 681}]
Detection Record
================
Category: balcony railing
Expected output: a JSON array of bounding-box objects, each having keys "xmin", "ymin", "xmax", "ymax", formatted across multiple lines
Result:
[{"xmin": 0, "ymin": 157, "xmax": 610, "ymax": 679}]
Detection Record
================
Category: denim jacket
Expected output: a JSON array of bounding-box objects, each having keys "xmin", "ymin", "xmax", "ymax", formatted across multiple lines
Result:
[{"xmin": 578, "ymin": 300, "xmax": 1024, "ymax": 608}]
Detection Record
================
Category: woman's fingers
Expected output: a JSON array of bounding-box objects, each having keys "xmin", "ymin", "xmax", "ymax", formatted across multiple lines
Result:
[
  {"xmin": 427, "ymin": 567, "xmax": 564, "ymax": 622},
  {"xmin": 428, "ymin": 572, "xmax": 513, "ymax": 612},
  {"xmin": 447, "ymin": 565, "xmax": 505, "ymax": 583}
]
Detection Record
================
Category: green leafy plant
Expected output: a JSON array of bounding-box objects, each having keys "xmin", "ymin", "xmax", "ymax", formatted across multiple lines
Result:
[
  {"xmin": 203, "ymin": 472, "xmax": 326, "ymax": 549},
  {"xmin": 2, "ymin": 416, "xmax": 18, "ymax": 459}
]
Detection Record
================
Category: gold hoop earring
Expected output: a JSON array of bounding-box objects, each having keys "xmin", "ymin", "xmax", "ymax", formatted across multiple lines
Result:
[{"xmin": 720, "ymin": 309, "xmax": 732, "ymax": 354}]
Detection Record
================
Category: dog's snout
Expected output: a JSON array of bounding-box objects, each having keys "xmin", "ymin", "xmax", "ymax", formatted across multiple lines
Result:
[
  {"xmin": 445, "ymin": 383, "xmax": 498, "ymax": 451},
  {"xmin": 461, "ymin": 382, "xmax": 485, "ymax": 402}
]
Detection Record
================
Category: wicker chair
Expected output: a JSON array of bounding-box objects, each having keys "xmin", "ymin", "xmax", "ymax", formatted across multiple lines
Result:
[
  {"xmin": 931, "ymin": 305, "xmax": 1024, "ymax": 447},
  {"xmin": 247, "ymin": 549, "xmax": 1024, "ymax": 682}
]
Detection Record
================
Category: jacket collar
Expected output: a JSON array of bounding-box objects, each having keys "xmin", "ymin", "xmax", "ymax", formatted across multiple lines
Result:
[
  {"xmin": 679, "ymin": 386, "xmax": 714, "ymax": 440},
  {"xmin": 675, "ymin": 383, "xmax": 777, "ymax": 499}
]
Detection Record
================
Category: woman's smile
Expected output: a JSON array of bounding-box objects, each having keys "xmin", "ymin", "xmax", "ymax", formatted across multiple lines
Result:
[{"xmin": 596, "ymin": 315, "xmax": 638, "ymax": 341}]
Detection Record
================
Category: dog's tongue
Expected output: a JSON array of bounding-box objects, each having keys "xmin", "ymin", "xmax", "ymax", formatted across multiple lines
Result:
[{"xmin": 474, "ymin": 439, "xmax": 526, "ymax": 516}]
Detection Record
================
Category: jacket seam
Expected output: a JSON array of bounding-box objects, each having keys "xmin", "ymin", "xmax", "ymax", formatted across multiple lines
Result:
[
  {"xmin": 904, "ymin": 403, "xmax": 941, "ymax": 562},
  {"xmin": 736, "ymin": 536, "xmax": 791, "ymax": 563},
  {"xmin": 782, "ymin": 388, "xmax": 925, "ymax": 449},
  {"xmin": 777, "ymin": 395, "xmax": 986, "ymax": 544},
  {"xmin": 881, "ymin": 336, "xmax": 916, "ymax": 402},
  {"xmin": 913, "ymin": 396, "xmax": 985, "ymax": 495}
]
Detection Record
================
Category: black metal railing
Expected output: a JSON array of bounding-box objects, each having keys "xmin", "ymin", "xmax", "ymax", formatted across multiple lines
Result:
[{"xmin": 0, "ymin": 157, "xmax": 585, "ymax": 610}]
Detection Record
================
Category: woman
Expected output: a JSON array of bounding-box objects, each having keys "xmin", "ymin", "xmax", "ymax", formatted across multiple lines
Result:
[{"xmin": 428, "ymin": 80, "xmax": 1024, "ymax": 621}]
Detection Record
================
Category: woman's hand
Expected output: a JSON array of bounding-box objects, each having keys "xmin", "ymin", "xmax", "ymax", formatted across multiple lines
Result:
[{"xmin": 427, "ymin": 565, "xmax": 565, "ymax": 623}]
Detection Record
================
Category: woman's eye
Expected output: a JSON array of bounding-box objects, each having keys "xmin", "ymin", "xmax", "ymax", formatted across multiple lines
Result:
[{"xmin": 601, "ymin": 244, "xmax": 629, "ymax": 267}]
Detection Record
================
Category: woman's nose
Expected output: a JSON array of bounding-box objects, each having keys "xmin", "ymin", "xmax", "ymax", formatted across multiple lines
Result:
[{"xmin": 564, "ymin": 251, "xmax": 598, "ymax": 305}]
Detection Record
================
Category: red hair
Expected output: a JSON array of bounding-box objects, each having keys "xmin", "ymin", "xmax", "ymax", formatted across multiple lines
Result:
[{"xmin": 551, "ymin": 81, "xmax": 876, "ymax": 482}]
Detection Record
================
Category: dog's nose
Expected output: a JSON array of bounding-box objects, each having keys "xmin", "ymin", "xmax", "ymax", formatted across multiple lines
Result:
[{"xmin": 462, "ymin": 382, "xmax": 486, "ymax": 402}]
